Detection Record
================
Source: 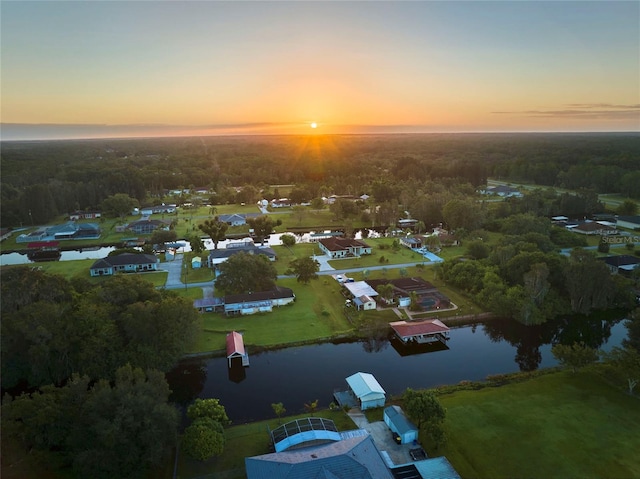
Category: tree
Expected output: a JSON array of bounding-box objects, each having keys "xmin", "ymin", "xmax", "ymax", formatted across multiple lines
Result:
[
  {"xmin": 304, "ymin": 399, "xmax": 319, "ymax": 416},
  {"xmin": 271, "ymin": 402, "xmax": 286, "ymax": 423},
  {"xmin": 310, "ymin": 197, "xmax": 325, "ymax": 210},
  {"xmin": 189, "ymin": 234, "xmax": 205, "ymax": 254},
  {"xmin": 3, "ymin": 366, "xmax": 179, "ymax": 479},
  {"xmin": 182, "ymin": 417, "xmax": 225, "ymax": 461},
  {"xmin": 247, "ymin": 215, "xmax": 281, "ymax": 245},
  {"xmin": 402, "ymin": 388, "xmax": 447, "ymax": 447},
  {"xmin": 150, "ymin": 228, "xmax": 177, "ymax": 249},
  {"xmin": 617, "ymin": 199, "xmax": 638, "ymax": 216},
  {"xmin": 466, "ymin": 240, "xmax": 490, "ymax": 260},
  {"xmin": 291, "ymin": 205, "xmax": 306, "ymax": 225},
  {"xmin": 443, "ymin": 198, "xmax": 484, "ymax": 231},
  {"xmin": 187, "ymin": 398, "xmax": 230, "ymax": 426},
  {"xmin": 198, "ymin": 217, "xmax": 228, "ymax": 250},
  {"xmin": 403, "ymin": 388, "xmax": 446, "ymax": 429},
  {"xmin": 215, "ymin": 252, "xmax": 277, "ymax": 294},
  {"xmin": 181, "ymin": 398, "xmax": 229, "ymax": 461},
  {"xmin": 551, "ymin": 342, "xmax": 599, "ymax": 373},
  {"xmin": 281, "ymin": 233, "xmax": 296, "ymax": 248},
  {"xmin": 101, "ymin": 193, "xmax": 139, "ymax": 219},
  {"xmin": 602, "ymin": 346, "xmax": 640, "ymax": 395},
  {"xmin": 287, "ymin": 257, "xmax": 320, "ymax": 284},
  {"xmin": 376, "ymin": 283, "xmax": 394, "ymax": 304}
]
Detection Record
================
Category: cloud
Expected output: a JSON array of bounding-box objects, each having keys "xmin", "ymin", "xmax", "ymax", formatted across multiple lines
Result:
[{"xmin": 492, "ymin": 103, "xmax": 640, "ymax": 120}]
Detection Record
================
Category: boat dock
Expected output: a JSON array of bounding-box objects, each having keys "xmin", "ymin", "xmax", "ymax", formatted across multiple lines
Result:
[{"xmin": 389, "ymin": 319, "xmax": 450, "ymax": 345}]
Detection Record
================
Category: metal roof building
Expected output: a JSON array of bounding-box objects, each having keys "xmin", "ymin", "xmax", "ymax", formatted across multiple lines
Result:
[{"xmin": 346, "ymin": 372, "xmax": 386, "ymax": 410}]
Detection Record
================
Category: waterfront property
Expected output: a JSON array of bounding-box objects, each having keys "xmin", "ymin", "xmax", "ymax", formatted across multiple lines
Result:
[
  {"xmin": 246, "ymin": 416, "xmax": 461, "ymax": 479},
  {"xmin": 89, "ymin": 252, "xmax": 159, "ymax": 276},
  {"xmin": 207, "ymin": 240, "xmax": 277, "ymax": 269},
  {"xmin": 246, "ymin": 433, "xmax": 393, "ymax": 478},
  {"xmin": 390, "ymin": 319, "xmax": 451, "ymax": 345},
  {"xmin": 367, "ymin": 277, "xmax": 451, "ymax": 312},
  {"xmin": 16, "ymin": 222, "xmax": 101, "ymax": 243},
  {"xmin": 193, "ymin": 286, "xmax": 295, "ymax": 316}
]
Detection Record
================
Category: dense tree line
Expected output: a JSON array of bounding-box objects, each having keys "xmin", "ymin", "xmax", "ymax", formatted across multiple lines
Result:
[
  {"xmin": 439, "ymin": 220, "xmax": 637, "ymax": 325},
  {"xmin": 1, "ymin": 268, "xmax": 200, "ymax": 389},
  {"xmin": 1, "ymin": 267, "xmax": 204, "ymax": 476},
  {"xmin": 2, "ymin": 133, "xmax": 637, "ymax": 227}
]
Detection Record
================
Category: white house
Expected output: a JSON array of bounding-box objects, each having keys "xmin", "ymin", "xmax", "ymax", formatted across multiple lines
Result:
[
  {"xmin": 318, "ymin": 237, "xmax": 372, "ymax": 259},
  {"xmin": 345, "ymin": 372, "xmax": 386, "ymax": 410}
]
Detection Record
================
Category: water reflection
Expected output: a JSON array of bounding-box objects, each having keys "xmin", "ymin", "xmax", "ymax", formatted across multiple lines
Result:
[{"xmin": 166, "ymin": 315, "xmax": 626, "ymax": 423}]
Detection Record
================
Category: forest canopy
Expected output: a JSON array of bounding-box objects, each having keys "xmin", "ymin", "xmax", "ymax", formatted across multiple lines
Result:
[{"xmin": 1, "ymin": 133, "xmax": 638, "ymax": 227}]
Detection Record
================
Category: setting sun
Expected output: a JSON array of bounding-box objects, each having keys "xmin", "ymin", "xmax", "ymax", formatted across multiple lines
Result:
[{"xmin": 310, "ymin": 122, "xmax": 317, "ymax": 129}]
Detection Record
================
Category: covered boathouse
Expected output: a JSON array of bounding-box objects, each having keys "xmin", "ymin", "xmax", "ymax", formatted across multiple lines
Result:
[
  {"xmin": 226, "ymin": 331, "xmax": 249, "ymax": 367},
  {"xmin": 390, "ymin": 319, "xmax": 450, "ymax": 345}
]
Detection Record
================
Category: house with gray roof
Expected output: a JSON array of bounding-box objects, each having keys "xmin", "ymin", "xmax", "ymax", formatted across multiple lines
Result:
[
  {"xmin": 246, "ymin": 434, "xmax": 394, "ymax": 479},
  {"xmin": 617, "ymin": 215, "xmax": 640, "ymax": 230},
  {"xmin": 90, "ymin": 253, "xmax": 159, "ymax": 277},
  {"xmin": 208, "ymin": 242, "xmax": 277, "ymax": 268}
]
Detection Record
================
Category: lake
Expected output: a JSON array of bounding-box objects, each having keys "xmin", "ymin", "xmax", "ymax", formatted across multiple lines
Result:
[{"xmin": 166, "ymin": 315, "xmax": 628, "ymax": 424}]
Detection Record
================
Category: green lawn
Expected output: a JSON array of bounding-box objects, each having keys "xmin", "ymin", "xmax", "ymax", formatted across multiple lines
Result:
[
  {"xmin": 190, "ymin": 276, "xmax": 354, "ymax": 353},
  {"xmin": 435, "ymin": 369, "xmax": 640, "ymax": 479}
]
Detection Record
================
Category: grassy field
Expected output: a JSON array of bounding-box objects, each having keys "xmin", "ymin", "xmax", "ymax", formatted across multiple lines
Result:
[{"xmin": 435, "ymin": 369, "xmax": 640, "ymax": 479}]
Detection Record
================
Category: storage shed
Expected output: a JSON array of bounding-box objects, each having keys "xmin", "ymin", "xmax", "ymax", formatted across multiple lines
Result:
[
  {"xmin": 191, "ymin": 256, "xmax": 202, "ymax": 269},
  {"xmin": 384, "ymin": 405, "xmax": 418, "ymax": 444},
  {"xmin": 345, "ymin": 372, "xmax": 386, "ymax": 410}
]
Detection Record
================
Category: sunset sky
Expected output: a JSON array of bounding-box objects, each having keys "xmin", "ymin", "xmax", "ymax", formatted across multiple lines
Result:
[{"xmin": 1, "ymin": 1, "xmax": 639, "ymax": 140}]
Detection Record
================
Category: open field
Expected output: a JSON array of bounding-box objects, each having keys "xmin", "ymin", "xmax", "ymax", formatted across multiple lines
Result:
[{"xmin": 435, "ymin": 369, "xmax": 640, "ymax": 479}]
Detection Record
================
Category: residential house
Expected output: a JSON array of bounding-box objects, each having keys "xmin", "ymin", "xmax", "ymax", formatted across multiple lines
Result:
[
  {"xmin": 16, "ymin": 222, "xmax": 101, "ymax": 243},
  {"xmin": 397, "ymin": 218, "xmax": 418, "ymax": 229},
  {"xmin": 139, "ymin": 204, "xmax": 177, "ymax": 215},
  {"xmin": 68, "ymin": 210, "xmax": 101, "ymax": 220},
  {"xmin": 318, "ymin": 237, "xmax": 372, "ymax": 259},
  {"xmin": 246, "ymin": 434, "xmax": 393, "ymax": 479},
  {"xmin": 617, "ymin": 215, "xmax": 640, "ymax": 231},
  {"xmin": 343, "ymin": 281, "xmax": 379, "ymax": 311},
  {"xmin": 601, "ymin": 255, "xmax": 640, "ymax": 275},
  {"xmin": 222, "ymin": 286, "xmax": 295, "ymax": 316},
  {"xmin": 218, "ymin": 213, "xmax": 261, "ymax": 226},
  {"xmin": 367, "ymin": 277, "xmax": 451, "ymax": 311},
  {"xmin": 127, "ymin": 219, "xmax": 170, "ymax": 234},
  {"xmin": 270, "ymin": 198, "xmax": 291, "ymax": 208},
  {"xmin": 89, "ymin": 252, "xmax": 159, "ymax": 277},
  {"xmin": 400, "ymin": 235, "xmax": 424, "ymax": 249},
  {"xmin": 572, "ymin": 221, "xmax": 617, "ymax": 236},
  {"xmin": 245, "ymin": 422, "xmax": 462, "ymax": 479},
  {"xmin": 481, "ymin": 185, "xmax": 523, "ymax": 198},
  {"xmin": 208, "ymin": 241, "xmax": 277, "ymax": 268}
]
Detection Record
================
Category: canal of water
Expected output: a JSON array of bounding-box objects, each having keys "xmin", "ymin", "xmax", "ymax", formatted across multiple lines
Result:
[{"xmin": 166, "ymin": 315, "xmax": 628, "ymax": 424}]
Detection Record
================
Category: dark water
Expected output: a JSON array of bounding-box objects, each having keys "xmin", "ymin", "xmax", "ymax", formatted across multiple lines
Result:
[{"xmin": 166, "ymin": 315, "xmax": 628, "ymax": 424}]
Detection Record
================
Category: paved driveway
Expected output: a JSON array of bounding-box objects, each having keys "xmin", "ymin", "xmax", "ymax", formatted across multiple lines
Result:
[{"xmin": 347, "ymin": 408, "xmax": 415, "ymax": 466}]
